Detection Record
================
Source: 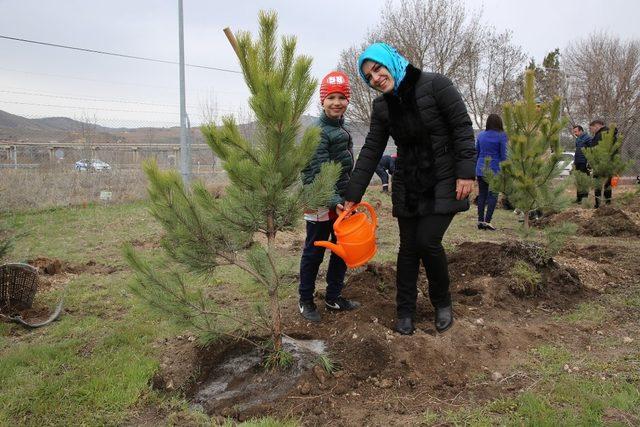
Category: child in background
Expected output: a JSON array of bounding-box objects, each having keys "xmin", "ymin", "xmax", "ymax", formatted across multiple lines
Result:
[{"xmin": 298, "ymin": 71, "xmax": 360, "ymax": 322}]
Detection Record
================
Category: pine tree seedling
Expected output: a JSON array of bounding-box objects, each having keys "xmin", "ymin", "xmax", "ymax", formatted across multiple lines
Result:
[
  {"xmin": 484, "ymin": 70, "xmax": 570, "ymax": 230},
  {"xmin": 125, "ymin": 11, "xmax": 341, "ymax": 363},
  {"xmin": 583, "ymin": 126, "xmax": 633, "ymax": 206}
]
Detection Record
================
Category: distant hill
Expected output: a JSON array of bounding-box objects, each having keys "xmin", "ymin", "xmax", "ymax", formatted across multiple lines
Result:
[{"xmin": 0, "ymin": 109, "xmax": 370, "ymax": 148}]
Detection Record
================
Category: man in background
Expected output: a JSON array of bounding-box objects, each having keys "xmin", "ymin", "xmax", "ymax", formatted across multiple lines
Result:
[{"xmin": 572, "ymin": 124, "xmax": 592, "ymax": 203}]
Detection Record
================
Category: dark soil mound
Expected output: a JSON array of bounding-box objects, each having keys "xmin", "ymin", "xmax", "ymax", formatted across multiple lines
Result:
[
  {"xmin": 581, "ymin": 206, "xmax": 640, "ymax": 237},
  {"xmin": 161, "ymin": 242, "xmax": 592, "ymax": 424}
]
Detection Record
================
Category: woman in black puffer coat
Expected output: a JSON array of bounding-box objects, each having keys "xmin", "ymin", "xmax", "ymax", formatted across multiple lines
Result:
[{"xmin": 343, "ymin": 43, "xmax": 476, "ymax": 335}]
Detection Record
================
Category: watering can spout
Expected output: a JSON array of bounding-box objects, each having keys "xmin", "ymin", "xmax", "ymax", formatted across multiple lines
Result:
[{"xmin": 314, "ymin": 241, "xmax": 346, "ymax": 259}]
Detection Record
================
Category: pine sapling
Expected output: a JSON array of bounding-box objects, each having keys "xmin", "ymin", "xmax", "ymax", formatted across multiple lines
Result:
[
  {"xmin": 484, "ymin": 70, "xmax": 569, "ymax": 230},
  {"xmin": 583, "ymin": 126, "xmax": 632, "ymax": 206},
  {"xmin": 125, "ymin": 11, "xmax": 340, "ymax": 362}
]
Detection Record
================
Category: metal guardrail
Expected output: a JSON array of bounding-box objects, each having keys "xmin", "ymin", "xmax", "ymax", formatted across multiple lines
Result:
[{"xmin": 0, "ymin": 163, "xmax": 40, "ymax": 169}]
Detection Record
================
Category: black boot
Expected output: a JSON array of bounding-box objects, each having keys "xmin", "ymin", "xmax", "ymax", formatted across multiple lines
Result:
[
  {"xmin": 395, "ymin": 317, "xmax": 415, "ymax": 335},
  {"xmin": 435, "ymin": 305, "xmax": 453, "ymax": 333}
]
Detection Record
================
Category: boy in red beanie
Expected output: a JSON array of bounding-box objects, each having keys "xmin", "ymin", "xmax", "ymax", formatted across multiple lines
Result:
[{"xmin": 298, "ymin": 71, "xmax": 360, "ymax": 322}]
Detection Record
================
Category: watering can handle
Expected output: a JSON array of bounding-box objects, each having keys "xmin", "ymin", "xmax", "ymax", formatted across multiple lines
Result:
[{"xmin": 334, "ymin": 201, "xmax": 378, "ymax": 229}]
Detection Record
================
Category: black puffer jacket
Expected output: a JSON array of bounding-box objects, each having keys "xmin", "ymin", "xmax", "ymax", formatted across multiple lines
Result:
[{"xmin": 344, "ymin": 65, "xmax": 476, "ymax": 217}]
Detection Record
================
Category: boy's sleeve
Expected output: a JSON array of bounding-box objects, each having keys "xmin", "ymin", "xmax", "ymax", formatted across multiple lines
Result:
[{"xmin": 301, "ymin": 132, "xmax": 329, "ymax": 185}]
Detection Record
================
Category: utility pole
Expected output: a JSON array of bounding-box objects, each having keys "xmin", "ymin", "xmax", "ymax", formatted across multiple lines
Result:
[{"xmin": 178, "ymin": 0, "xmax": 190, "ymax": 185}]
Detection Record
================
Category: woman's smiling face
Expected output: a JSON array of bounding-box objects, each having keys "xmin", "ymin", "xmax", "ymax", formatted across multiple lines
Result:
[{"xmin": 361, "ymin": 60, "xmax": 394, "ymax": 93}]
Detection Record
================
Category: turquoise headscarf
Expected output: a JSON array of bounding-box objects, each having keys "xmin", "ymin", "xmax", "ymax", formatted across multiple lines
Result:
[{"xmin": 357, "ymin": 43, "xmax": 410, "ymax": 93}]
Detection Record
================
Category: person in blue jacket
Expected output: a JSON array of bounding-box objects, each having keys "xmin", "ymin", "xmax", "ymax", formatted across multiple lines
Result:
[{"xmin": 475, "ymin": 114, "xmax": 507, "ymax": 230}]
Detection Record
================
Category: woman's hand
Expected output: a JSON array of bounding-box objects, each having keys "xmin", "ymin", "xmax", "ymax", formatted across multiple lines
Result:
[
  {"xmin": 342, "ymin": 201, "xmax": 356, "ymax": 213},
  {"xmin": 456, "ymin": 179, "xmax": 474, "ymax": 200}
]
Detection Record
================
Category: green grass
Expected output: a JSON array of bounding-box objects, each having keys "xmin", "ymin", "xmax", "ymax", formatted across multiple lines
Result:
[
  {"xmin": 442, "ymin": 344, "xmax": 640, "ymax": 426},
  {"xmin": 6, "ymin": 201, "xmax": 162, "ymax": 265},
  {"xmin": 561, "ymin": 301, "xmax": 608, "ymax": 324}
]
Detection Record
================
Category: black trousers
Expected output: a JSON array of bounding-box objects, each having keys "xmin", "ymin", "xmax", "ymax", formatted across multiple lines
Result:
[
  {"xmin": 575, "ymin": 162, "xmax": 590, "ymax": 202},
  {"xmin": 594, "ymin": 177, "xmax": 612, "ymax": 208},
  {"xmin": 396, "ymin": 213, "xmax": 455, "ymax": 318}
]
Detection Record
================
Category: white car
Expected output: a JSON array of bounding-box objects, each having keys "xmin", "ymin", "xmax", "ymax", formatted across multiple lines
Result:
[
  {"xmin": 558, "ymin": 152, "xmax": 574, "ymax": 178},
  {"xmin": 75, "ymin": 159, "xmax": 111, "ymax": 171}
]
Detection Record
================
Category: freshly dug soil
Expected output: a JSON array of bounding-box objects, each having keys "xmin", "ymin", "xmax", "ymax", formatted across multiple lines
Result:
[
  {"xmin": 151, "ymin": 241, "xmax": 593, "ymax": 424},
  {"xmin": 581, "ymin": 205, "xmax": 640, "ymax": 237}
]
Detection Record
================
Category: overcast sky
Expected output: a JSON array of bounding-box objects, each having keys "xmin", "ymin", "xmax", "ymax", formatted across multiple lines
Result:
[{"xmin": 1, "ymin": 0, "xmax": 638, "ymax": 127}]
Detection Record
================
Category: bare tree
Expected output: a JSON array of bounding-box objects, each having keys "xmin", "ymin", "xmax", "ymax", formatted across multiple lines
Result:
[
  {"xmin": 564, "ymin": 33, "xmax": 640, "ymax": 133},
  {"xmin": 461, "ymin": 30, "xmax": 526, "ymax": 128},
  {"xmin": 337, "ymin": 0, "xmax": 524, "ymax": 129}
]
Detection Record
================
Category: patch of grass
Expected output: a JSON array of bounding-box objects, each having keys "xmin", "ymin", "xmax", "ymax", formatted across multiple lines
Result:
[
  {"xmin": 445, "ymin": 344, "xmax": 640, "ymax": 426},
  {"xmin": 510, "ymin": 260, "xmax": 542, "ymax": 296},
  {"xmin": 0, "ymin": 318, "xmax": 159, "ymax": 425},
  {"xmin": 236, "ymin": 417, "xmax": 299, "ymax": 427},
  {"xmin": 562, "ymin": 302, "xmax": 607, "ymax": 324},
  {"xmin": 421, "ymin": 409, "xmax": 440, "ymax": 425},
  {"xmin": 7, "ymin": 201, "xmax": 162, "ymax": 265}
]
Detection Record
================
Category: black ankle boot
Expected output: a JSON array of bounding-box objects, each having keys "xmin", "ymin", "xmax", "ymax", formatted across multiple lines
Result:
[
  {"xmin": 395, "ymin": 317, "xmax": 415, "ymax": 335},
  {"xmin": 435, "ymin": 305, "xmax": 453, "ymax": 333}
]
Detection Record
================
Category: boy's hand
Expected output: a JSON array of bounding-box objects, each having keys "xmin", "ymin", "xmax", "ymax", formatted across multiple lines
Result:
[
  {"xmin": 343, "ymin": 201, "xmax": 356, "ymax": 212},
  {"xmin": 336, "ymin": 204, "xmax": 344, "ymax": 215}
]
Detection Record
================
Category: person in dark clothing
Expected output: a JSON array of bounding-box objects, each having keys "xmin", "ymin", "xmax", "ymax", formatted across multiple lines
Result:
[
  {"xmin": 375, "ymin": 154, "xmax": 396, "ymax": 192},
  {"xmin": 475, "ymin": 114, "xmax": 507, "ymax": 230},
  {"xmin": 342, "ymin": 43, "xmax": 476, "ymax": 335},
  {"xmin": 572, "ymin": 124, "xmax": 592, "ymax": 203},
  {"xmin": 298, "ymin": 71, "xmax": 360, "ymax": 323},
  {"xmin": 588, "ymin": 119, "xmax": 617, "ymax": 208}
]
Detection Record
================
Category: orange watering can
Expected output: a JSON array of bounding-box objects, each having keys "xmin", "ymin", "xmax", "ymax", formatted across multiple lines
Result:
[
  {"xmin": 611, "ymin": 176, "xmax": 620, "ymax": 188},
  {"xmin": 314, "ymin": 202, "xmax": 378, "ymax": 268}
]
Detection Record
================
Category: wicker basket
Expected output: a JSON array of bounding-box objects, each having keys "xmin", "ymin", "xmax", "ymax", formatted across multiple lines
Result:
[{"xmin": 0, "ymin": 263, "xmax": 39, "ymax": 311}]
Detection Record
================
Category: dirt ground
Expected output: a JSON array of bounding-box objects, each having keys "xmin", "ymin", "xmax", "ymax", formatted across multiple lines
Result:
[
  {"xmin": 134, "ymin": 197, "xmax": 640, "ymax": 426},
  {"xmin": 7, "ymin": 196, "xmax": 640, "ymax": 426}
]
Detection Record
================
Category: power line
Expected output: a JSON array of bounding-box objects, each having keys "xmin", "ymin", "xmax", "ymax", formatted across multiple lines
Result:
[
  {"xmin": 0, "ymin": 100, "xmax": 181, "ymax": 115},
  {"xmin": 0, "ymin": 67, "xmax": 248, "ymax": 99},
  {"xmin": 0, "ymin": 34, "xmax": 242, "ymax": 74},
  {"xmin": 0, "ymin": 89, "xmax": 197, "ymax": 109},
  {"xmin": 0, "ymin": 99, "xmax": 244, "ymax": 115}
]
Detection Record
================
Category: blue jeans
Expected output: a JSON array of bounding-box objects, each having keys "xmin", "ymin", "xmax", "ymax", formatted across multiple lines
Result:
[
  {"xmin": 477, "ymin": 176, "xmax": 497, "ymax": 223},
  {"xmin": 299, "ymin": 220, "xmax": 347, "ymax": 302}
]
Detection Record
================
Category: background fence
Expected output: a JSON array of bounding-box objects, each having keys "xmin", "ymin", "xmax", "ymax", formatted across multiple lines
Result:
[{"xmin": 1, "ymin": 113, "xmax": 639, "ymax": 212}]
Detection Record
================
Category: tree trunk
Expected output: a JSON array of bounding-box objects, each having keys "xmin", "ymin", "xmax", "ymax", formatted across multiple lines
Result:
[
  {"xmin": 266, "ymin": 212, "xmax": 282, "ymax": 352},
  {"xmin": 524, "ymin": 210, "xmax": 530, "ymax": 230},
  {"xmin": 269, "ymin": 289, "xmax": 282, "ymax": 352}
]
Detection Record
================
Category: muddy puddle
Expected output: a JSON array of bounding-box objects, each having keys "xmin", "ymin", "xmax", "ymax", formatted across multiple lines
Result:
[{"xmin": 192, "ymin": 337, "xmax": 325, "ymax": 415}]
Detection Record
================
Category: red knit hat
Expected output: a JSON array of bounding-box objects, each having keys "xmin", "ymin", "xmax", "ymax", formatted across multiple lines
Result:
[{"xmin": 320, "ymin": 71, "xmax": 351, "ymax": 104}]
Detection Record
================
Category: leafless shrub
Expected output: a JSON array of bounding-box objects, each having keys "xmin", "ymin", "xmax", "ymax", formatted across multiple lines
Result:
[{"xmin": 338, "ymin": 0, "xmax": 525, "ymax": 128}]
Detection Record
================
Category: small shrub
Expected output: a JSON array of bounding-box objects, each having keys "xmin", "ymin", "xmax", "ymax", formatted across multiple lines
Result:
[
  {"xmin": 542, "ymin": 222, "xmax": 577, "ymax": 258},
  {"xmin": 509, "ymin": 260, "xmax": 542, "ymax": 296},
  {"xmin": 316, "ymin": 354, "xmax": 339, "ymax": 374},
  {"xmin": 263, "ymin": 349, "xmax": 294, "ymax": 371}
]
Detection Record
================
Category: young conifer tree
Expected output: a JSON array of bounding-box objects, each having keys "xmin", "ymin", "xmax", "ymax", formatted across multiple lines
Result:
[
  {"xmin": 124, "ymin": 11, "xmax": 340, "ymax": 359},
  {"xmin": 484, "ymin": 70, "xmax": 569, "ymax": 230},
  {"xmin": 583, "ymin": 127, "xmax": 632, "ymax": 206}
]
